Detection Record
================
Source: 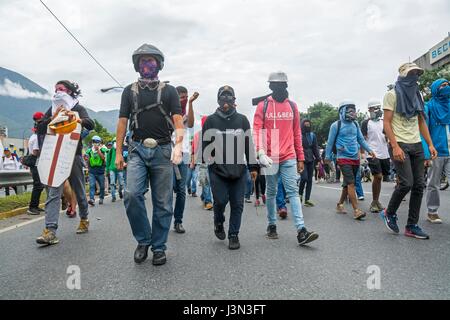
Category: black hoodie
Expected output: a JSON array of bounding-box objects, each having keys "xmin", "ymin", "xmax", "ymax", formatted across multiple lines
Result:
[{"xmin": 201, "ymin": 108, "xmax": 257, "ymax": 179}]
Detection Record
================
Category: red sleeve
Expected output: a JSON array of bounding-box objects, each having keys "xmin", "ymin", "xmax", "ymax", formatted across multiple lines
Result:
[
  {"xmin": 293, "ymin": 103, "xmax": 305, "ymax": 161},
  {"xmin": 253, "ymin": 102, "xmax": 265, "ymax": 153}
]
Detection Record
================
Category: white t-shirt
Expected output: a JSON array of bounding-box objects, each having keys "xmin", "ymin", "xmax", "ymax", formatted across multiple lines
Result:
[
  {"xmin": 28, "ymin": 133, "xmax": 39, "ymax": 155},
  {"xmin": 0, "ymin": 155, "xmax": 20, "ymax": 170},
  {"xmin": 367, "ymin": 120, "xmax": 390, "ymax": 159},
  {"xmin": 172, "ymin": 116, "xmax": 191, "ymax": 154}
]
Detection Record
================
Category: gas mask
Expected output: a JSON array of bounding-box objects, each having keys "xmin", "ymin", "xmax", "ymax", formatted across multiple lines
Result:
[
  {"xmin": 218, "ymin": 93, "xmax": 236, "ymax": 109},
  {"xmin": 369, "ymin": 107, "xmax": 383, "ymax": 121},
  {"xmin": 345, "ymin": 106, "xmax": 357, "ymax": 121}
]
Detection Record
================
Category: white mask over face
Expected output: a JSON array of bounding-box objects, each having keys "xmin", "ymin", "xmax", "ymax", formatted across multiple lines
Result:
[{"xmin": 51, "ymin": 91, "xmax": 78, "ymax": 115}]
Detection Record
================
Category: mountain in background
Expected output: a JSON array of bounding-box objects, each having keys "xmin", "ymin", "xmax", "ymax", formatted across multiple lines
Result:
[{"xmin": 0, "ymin": 67, "xmax": 118, "ymax": 138}]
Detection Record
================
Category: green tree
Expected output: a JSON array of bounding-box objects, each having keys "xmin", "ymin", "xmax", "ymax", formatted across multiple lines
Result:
[
  {"xmin": 301, "ymin": 102, "xmax": 339, "ymax": 146},
  {"xmin": 83, "ymin": 119, "xmax": 115, "ymax": 147},
  {"xmin": 419, "ymin": 65, "xmax": 450, "ymax": 102}
]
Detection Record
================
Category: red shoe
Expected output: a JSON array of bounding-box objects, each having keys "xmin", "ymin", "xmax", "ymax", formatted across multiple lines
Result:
[
  {"xmin": 278, "ymin": 208, "xmax": 288, "ymax": 219},
  {"xmin": 262, "ymin": 194, "xmax": 266, "ymax": 204},
  {"xmin": 66, "ymin": 207, "xmax": 77, "ymax": 218},
  {"xmin": 255, "ymin": 199, "xmax": 261, "ymax": 207}
]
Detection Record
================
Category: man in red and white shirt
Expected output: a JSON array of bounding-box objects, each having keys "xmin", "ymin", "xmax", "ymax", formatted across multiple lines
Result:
[{"xmin": 253, "ymin": 71, "xmax": 319, "ymax": 246}]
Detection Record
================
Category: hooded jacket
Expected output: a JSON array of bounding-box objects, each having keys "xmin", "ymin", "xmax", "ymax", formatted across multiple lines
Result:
[
  {"xmin": 253, "ymin": 96, "xmax": 305, "ymax": 163},
  {"xmin": 301, "ymin": 120, "xmax": 321, "ymax": 163},
  {"xmin": 201, "ymin": 109, "xmax": 257, "ymax": 179},
  {"xmin": 325, "ymin": 105, "xmax": 372, "ymax": 161},
  {"xmin": 422, "ymin": 79, "xmax": 450, "ymax": 159}
]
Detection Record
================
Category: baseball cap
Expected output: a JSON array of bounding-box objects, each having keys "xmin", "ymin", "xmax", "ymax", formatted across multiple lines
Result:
[
  {"xmin": 398, "ymin": 62, "xmax": 424, "ymax": 77},
  {"xmin": 217, "ymin": 85, "xmax": 235, "ymax": 99},
  {"xmin": 33, "ymin": 112, "xmax": 45, "ymax": 121}
]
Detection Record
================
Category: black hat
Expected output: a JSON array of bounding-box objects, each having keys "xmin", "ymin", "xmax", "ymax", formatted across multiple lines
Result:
[{"xmin": 217, "ymin": 85, "xmax": 235, "ymax": 99}]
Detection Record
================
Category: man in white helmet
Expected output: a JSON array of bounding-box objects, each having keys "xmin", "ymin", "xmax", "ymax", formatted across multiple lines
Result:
[
  {"xmin": 115, "ymin": 44, "xmax": 184, "ymax": 266},
  {"xmin": 253, "ymin": 71, "xmax": 319, "ymax": 246},
  {"xmin": 325, "ymin": 101, "xmax": 376, "ymax": 220},
  {"xmin": 361, "ymin": 101, "xmax": 390, "ymax": 213}
]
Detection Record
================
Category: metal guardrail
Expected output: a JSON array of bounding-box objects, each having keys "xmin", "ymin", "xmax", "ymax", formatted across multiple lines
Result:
[{"xmin": 0, "ymin": 170, "xmax": 33, "ymax": 188}]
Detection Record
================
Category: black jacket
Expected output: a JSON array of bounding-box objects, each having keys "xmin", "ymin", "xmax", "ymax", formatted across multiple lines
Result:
[
  {"xmin": 201, "ymin": 108, "xmax": 257, "ymax": 179},
  {"xmin": 37, "ymin": 104, "xmax": 95, "ymax": 156},
  {"xmin": 301, "ymin": 120, "xmax": 321, "ymax": 163}
]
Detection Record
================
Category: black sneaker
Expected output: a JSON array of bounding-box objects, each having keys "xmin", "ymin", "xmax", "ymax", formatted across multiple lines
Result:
[
  {"xmin": 119, "ymin": 190, "xmax": 123, "ymax": 199},
  {"xmin": 27, "ymin": 207, "xmax": 41, "ymax": 215},
  {"xmin": 380, "ymin": 209, "xmax": 399, "ymax": 234},
  {"xmin": 174, "ymin": 223, "xmax": 186, "ymax": 234},
  {"xmin": 88, "ymin": 199, "xmax": 95, "ymax": 207},
  {"xmin": 99, "ymin": 199, "xmax": 104, "ymax": 205},
  {"xmin": 228, "ymin": 235, "xmax": 240, "ymax": 250},
  {"xmin": 297, "ymin": 227, "xmax": 319, "ymax": 245},
  {"xmin": 112, "ymin": 197, "xmax": 116, "ymax": 203},
  {"xmin": 266, "ymin": 225, "xmax": 278, "ymax": 239},
  {"xmin": 134, "ymin": 244, "xmax": 150, "ymax": 263},
  {"xmin": 214, "ymin": 223, "xmax": 226, "ymax": 240},
  {"xmin": 152, "ymin": 251, "xmax": 167, "ymax": 266},
  {"xmin": 37, "ymin": 207, "xmax": 45, "ymax": 212}
]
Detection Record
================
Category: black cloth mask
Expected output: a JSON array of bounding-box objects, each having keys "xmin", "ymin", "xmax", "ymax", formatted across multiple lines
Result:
[{"xmin": 269, "ymin": 82, "xmax": 289, "ymax": 102}]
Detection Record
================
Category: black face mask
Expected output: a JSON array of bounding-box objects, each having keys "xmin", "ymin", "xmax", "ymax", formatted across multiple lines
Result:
[
  {"xmin": 303, "ymin": 126, "xmax": 311, "ymax": 133},
  {"xmin": 269, "ymin": 82, "xmax": 289, "ymax": 102},
  {"xmin": 218, "ymin": 94, "xmax": 236, "ymax": 110}
]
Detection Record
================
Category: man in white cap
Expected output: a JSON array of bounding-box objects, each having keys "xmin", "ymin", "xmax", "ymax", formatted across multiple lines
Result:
[
  {"xmin": 381, "ymin": 62, "xmax": 437, "ymax": 240},
  {"xmin": 361, "ymin": 100, "xmax": 390, "ymax": 213}
]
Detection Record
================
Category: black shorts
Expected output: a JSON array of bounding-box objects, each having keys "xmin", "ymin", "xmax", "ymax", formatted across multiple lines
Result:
[
  {"xmin": 368, "ymin": 158, "xmax": 390, "ymax": 176},
  {"xmin": 340, "ymin": 164, "xmax": 359, "ymax": 187}
]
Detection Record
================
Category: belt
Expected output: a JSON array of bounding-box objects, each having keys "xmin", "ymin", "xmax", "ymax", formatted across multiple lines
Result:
[{"xmin": 132, "ymin": 136, "xmax": 172, "ymax": 148}]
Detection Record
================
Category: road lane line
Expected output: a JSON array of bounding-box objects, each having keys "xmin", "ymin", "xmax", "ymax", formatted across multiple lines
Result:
[
  {"xmin": 316, "ymin": 185, "xmax": 391, "ymax": 197},
  {"xmin": 0, "ymin": 216, "xmax": 45, "ymax": 234}
]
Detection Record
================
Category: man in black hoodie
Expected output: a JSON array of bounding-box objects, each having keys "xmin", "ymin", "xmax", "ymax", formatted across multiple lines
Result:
[
  {"xmin": 299, "ymin": 119, "xmax": 321, "ymax": 207},
  {"xmin": 202, "ymin": 86, "xmax": 258, "ymax": 250}
]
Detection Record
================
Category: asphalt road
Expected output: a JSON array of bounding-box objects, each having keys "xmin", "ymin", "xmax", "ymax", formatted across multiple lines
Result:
[{"xmin": 0, "ymin": 181, "xmax": 449, "ymax": 300}]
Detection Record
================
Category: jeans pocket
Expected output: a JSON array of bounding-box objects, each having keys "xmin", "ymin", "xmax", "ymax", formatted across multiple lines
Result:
[{"xmin": 159, "ymin": 144, "xmax": 172, "ymax": 160}]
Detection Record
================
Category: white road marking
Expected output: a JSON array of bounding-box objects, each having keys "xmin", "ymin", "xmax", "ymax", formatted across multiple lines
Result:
[
  {"xmin": 0, "ymin": 216, "xmax": 45, "ymax": 234},
  {"xmin": 316, "ymin": 185, "xmax": 391, "ymax": 197}
]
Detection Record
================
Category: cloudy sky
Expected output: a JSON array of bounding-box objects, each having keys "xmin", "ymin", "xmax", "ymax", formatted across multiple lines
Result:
[{"xmin": 1, "ymin": 0, "xmax": 449, "ymax": 123}]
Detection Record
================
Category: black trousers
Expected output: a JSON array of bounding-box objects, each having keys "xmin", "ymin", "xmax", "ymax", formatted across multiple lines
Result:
[
  {"xmin": 209, "ymin": 169, "xmax": 246, "ymax": 237},
  {"xmin": 29, "ymin": 166, "xmax": 45, "ymax": 209},
  {"xmin": 255, "ymin": 173, "xmax": 266, "ymax": 199},
  {"xmin": 386, "ymin": 142, "xmax": 425, "ymax": 226},
  {"xmin": 299, "ymin": 161, "xmax": 314, "ymax": 201}
]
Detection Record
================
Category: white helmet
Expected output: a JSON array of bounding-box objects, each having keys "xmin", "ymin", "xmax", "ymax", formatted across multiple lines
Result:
[
  {"xmin": 368, "ymin": 100, "xmax": 381, "ymax": 109},
  {"xmin": 338, "ymin": 100, "xmax": 356, "ymax": 111},
  {"xmin": 268, "ymin": 71, "xmax": 288, "ymax": 83}
]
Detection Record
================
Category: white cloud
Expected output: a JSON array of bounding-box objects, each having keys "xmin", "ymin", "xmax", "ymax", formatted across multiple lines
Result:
[
  {"xmin": 0, "ymin": 79, "xmax": 51, "ymax": 100},
  {"xmin": 0, "ymin": 0, "xmax": 449, "ymax": 124}
]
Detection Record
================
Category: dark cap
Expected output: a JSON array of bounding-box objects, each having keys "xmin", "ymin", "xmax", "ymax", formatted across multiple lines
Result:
[{"xmin": 217, "ymin": 85, "xmax": 235, "ymax": 99}]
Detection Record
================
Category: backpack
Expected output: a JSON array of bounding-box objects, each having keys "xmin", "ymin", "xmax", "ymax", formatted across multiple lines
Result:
[
  {"xmin": 331, "ymin": 120, "xmax": 359, "ymax": 155},
  {"xmin": 129, "ymin": 81, "xmax": 175, "ymax": 136},
  {"xmin": 262, "ymin": 98, "xmax": 296, "ymax": 129}
]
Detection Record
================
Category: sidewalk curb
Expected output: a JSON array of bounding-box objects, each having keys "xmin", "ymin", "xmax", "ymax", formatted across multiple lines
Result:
[{"xmin": 0, "ymin": 204, "xmax": 44, "ymax": 220}]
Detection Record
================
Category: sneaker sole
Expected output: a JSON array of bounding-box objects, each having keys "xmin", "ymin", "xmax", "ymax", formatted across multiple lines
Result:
[
  {"xmin": 266, "ymin": 234, "xmax": 279, "ymax": 239},
  {"xmin": 229, "ymin": 245, "xmax": 240, "ymax": 250},
  {"xmin": 152, "ymin": 259, "xmax": 167, "ymax": 266},
  {"xmin": 427, "ymin": 219, "xmax": 442, "ymax": 224},
  {"xmin": 405, "ymin": 232, "xmax": 429, "ymax": 240},
  {"xmin": 299, "ymin": 233, "xmax": 319, "ymax": 245},
  {"xmin": 76, "ymin": 230, "xmax": 89, "ymax": 234},
  {"xmin": 354, "ymin": 213, "xmax": 366, "ymax": 220},
  {"xmin": 215, "ymin": 232, "xmax": 226, "ymax": 241},
  {"xmin": 36, "ymin": 239, "xmax": 59, "ymax": 245}
]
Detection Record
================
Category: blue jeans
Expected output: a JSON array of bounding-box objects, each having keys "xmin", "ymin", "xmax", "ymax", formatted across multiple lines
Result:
[
  {"xmin": 124, "ymin": 142, "xmax": 173, "ymax": 252},
  {"xmin": 266, "ymin": 160, "xmax": 305, "ymax": 231},
  {"xmin": 89, "ymin": 167, "xmax": 105, "ymax": 201},
  {"xmin": 245, "ymin": 169, "xmax": 253, "ymax": 199},
  {"xmin": 355, "ymin": 168, "xmax": 364, "ymax": 198},
  {"xmin": 173, "ymin": 162, "xmax": 188, "ymax": 224},
  {"xmin": 200, "ymin": 167, "xmax": 212, "ymax": 204},
  {"xmin": 109, "ymin": 170, "xmax": 124, "ymax": 199},
  {"xmin": 276, "ymin": 176, "xmax": 287, "ymax": 209},
  {"xmin": 186, "ymin": 165, "xmax": 198, "ymax": 194}
]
